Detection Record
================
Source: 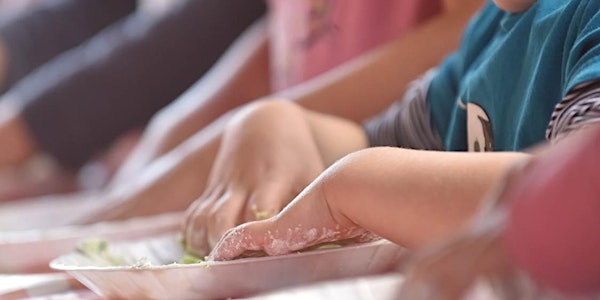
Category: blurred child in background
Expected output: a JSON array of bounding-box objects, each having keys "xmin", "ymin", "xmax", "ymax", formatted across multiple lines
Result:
[{"xmin": 0, "ymin": 0, "xmax": 266, "ymax": 200}]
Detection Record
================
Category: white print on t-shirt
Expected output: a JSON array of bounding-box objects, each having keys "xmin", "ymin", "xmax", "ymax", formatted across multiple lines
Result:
[{"xmin": 466, "ymin": 102, "xmax": 494, "ymax": 152}]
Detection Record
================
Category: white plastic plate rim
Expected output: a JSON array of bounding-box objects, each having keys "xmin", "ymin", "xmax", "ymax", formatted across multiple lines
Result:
[{"xmin": 50, "ymin": 238, "xmax": 395, "ymax": 272}]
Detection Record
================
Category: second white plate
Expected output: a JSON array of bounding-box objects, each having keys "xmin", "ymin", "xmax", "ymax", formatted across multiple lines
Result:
[{"xmin": 0, "ymin": 212, "xmax": 181, "ymax": 272}]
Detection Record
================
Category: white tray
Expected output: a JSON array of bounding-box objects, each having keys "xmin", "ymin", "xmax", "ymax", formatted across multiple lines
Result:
[
  {"xmin": 0, "ymin": 191, "xmax": 104, "ymax": 231},
  {"xmin": 0, "ymin": 212, "xmax": 181, "ymax": 272},
  {"xmin": 51, "ymin": 234, "xmax": 406, "ymax": 299}
]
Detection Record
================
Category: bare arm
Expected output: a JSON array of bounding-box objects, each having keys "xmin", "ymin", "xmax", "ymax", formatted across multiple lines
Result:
[
  {"xmin": 209, "ymin": 146, "xmax": 529, "ymax": 260},
  {"xmin": 324, "ymin": 148, "xmax": 529, "ymax": 248}
]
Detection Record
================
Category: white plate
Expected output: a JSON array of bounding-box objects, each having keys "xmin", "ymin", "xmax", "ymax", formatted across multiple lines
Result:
[
  {"xmin": 0, "ymin": 212, "xmax": 181, "ymax": 273},
  {"xmin": 0, "ymin": 191, "xmax": 104, "ymax": 231},
  {"xmin": 50, "ymin": 235, "xmax": 406, "ymax": 299}
]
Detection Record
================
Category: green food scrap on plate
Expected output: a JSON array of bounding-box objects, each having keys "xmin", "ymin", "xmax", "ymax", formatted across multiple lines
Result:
[
  {"xmin": 177, "ymin": 236, "xmax": 205, "ymax": 264},
  {"xmin": 76, "ymin": 238, "xmax": 125, "ymax": 266},
  {"xmin": 179, "ymin": 253, "xmax": 204, "ymax": 264}
]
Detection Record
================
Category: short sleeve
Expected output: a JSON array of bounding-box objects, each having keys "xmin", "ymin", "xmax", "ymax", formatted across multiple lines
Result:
[
  {"xmin": 546, "ymin": 80, "xmax": 600, "ymax": 142},
  {"xmin": 563, "ymin": 1, "xmax": 600, "ymax": 94}
]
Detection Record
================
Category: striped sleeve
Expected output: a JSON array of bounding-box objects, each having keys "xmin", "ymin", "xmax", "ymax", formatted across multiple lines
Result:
[
  {"xmin": 547, "ymin": 80, "xmax": 600, "ymax": 143},
  {"xmin": 363, "ymin": 68, "xmax": 444, "ymax": 151}
]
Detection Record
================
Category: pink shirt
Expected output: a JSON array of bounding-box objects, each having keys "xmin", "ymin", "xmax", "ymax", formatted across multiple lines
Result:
[{"xmin": 268, "ymin": 0, "xmax": 442, "ymax": 91}]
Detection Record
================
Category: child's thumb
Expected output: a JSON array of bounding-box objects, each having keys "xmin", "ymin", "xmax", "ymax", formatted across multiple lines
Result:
[{"xmin": 208, "ymin": 220, "xmax": 272, "ymax": 261}]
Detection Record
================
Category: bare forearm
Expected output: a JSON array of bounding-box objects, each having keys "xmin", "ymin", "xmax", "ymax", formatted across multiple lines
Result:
[
  {"xmin": 327, "ymin": 148, "xmax": 530, "ymax": 248},
  {"xmin": 278, "ymin": 0, "xmax": 484, "ymax": 122}
]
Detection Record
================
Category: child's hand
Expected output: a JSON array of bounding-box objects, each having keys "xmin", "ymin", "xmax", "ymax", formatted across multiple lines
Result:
[
  {"xmin": 207, "ymin": 172, "xmax": 369, "ymax": 261},
  {"xmin": 182, "ymin": 101, "xmax": 327, "ymax": 257}
]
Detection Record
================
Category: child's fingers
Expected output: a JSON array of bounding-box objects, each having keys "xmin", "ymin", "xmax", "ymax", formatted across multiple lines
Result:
[
  {"xmin": 209, "ymin": 179, "xmax": 357, "ymax": 261},
  {"xmin": 243, "ymin": 181, "xmax": 290, "ymax": 222},
  {"xmin": 207, "ymin": 189, "xmax": 249, "ymax": 250},
  {"xmin": 183, "ymin": 186, "xmax": 227, "ymax": 256},
  {"xmin": 183, "ymin": 199, "xmax": 213, "ymax": 257},
  {"xmin": 208, "ymin": 220, "xmax": 271, "ymax": 261}
]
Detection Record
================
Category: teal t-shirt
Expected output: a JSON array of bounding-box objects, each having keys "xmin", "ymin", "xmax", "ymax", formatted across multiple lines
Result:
[{"xmin": 428, "ymin": 0, "xmax": 600, "ymax": 151}]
